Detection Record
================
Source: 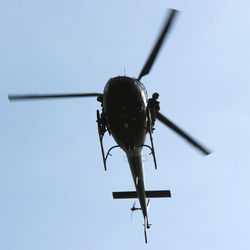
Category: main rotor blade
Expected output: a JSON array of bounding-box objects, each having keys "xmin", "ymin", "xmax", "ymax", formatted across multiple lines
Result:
[
  {"xmin": 156, "ymin": 112, "xmax": 211, "ymax": 155},
  {"xmin": 8, "ymin": 93, "xmax": 102, "ymax": 101},
  {"xmin": 138, "ymin": 9, "xmax": 178, "ymax": 81}
]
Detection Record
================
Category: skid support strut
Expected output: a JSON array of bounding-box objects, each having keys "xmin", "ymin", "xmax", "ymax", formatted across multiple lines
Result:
[
  {"xmin": 96, "ymin": 110, "xmax": 107, "ymax": 170},
  {"xmin": 146, "ymin": 108, "xmax": 157, "ymax": 169},
  {"xmin": 96, "ymin": 110, "xmax": 120, "ymax": 171}
]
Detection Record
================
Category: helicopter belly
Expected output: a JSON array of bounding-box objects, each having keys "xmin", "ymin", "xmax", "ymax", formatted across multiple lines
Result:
[
  {"xmin": 106, "ymin": 105, "xmax": 147, "ymax": 149},
  {"xmin": 111, "ymin": 124, "xmax": 147, "ymax": 149},
  {"xmin": 103, "ymin": 76, "xmax": 148, "ymax": 149}
]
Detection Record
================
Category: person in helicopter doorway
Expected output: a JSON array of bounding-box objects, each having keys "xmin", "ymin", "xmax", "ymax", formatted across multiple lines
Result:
[
  {"xmin": 97, "ymin": 95, "xmax": 107, "ymax": 136},
  {"xmin": 147, "ymin": 92, "xmax": 160, "ymax": 129}
]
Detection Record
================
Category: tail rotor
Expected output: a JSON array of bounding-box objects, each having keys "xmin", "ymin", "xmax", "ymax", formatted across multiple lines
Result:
[{"xmin": 130, "ymin": 200, "xmax": 141, "ymax": 222}]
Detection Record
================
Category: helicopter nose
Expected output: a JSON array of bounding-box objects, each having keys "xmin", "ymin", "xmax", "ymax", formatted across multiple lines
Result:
[{"xmin": 104, "ymin": 76, "xmax": 140, "ymax": 100}]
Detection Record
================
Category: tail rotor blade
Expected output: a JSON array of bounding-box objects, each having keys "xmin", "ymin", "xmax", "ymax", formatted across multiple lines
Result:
[
  {"xmin": 138, "ymin": 9, "xmax": 179, "ymax": 80},
  {"xmin": 156, "ymin": 112, "xmax": 211, "ymax": 155},
  {"xmin": 8, "ymin": 93, "xmax": 102, "ymax": 101},
  {"xmin": 130, "ymin": 201, "xmax": 136, "ymax": 222}
]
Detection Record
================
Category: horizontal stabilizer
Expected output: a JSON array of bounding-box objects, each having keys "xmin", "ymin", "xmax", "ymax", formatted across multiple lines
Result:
[
  {"xmin": 113, "ymin": 190, "xmax": 171, "ymax": 199},
  {"xmin": 146, "ymin": 190, "xmax": 171, "ymax": 198},
  {"xmin": 113, "ymin": 191, "xmax": 137, "ymax": 199}
]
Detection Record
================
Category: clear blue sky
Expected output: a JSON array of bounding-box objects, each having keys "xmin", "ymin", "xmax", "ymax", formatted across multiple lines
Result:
[{"xmin": 1, "ymin": 0, "xmax": 250, "ymax": 249}]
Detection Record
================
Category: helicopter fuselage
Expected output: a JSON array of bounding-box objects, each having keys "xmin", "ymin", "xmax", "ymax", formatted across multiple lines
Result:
[
  {"xmin": 103, "ymin": 76, "xmax": 148, "ymax": 149},
  {"xmin": 103, "ymin": 76, "xmax": 150, "ymax": 225}
]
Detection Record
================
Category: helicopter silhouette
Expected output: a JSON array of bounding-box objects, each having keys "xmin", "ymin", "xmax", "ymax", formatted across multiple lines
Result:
[{"xmin": 8, "ymin": 9, "xmax": 211, "ymax": 243}]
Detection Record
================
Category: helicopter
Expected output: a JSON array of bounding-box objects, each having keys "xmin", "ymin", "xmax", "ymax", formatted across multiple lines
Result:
[{"xmin": 8, "ymin": 9, "xmax": 211, "ymax": 243}]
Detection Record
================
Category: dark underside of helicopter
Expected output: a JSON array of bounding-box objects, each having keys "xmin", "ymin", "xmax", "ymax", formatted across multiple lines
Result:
[{"xmin": 103, "ymin": 76, "xmax": 148, "ymax": 150}]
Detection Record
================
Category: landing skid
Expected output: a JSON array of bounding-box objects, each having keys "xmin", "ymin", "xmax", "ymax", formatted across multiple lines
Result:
[
  {"xmin": 96, "ymin": 110, "xmax": 120, "ymax": 171},
  {"xmin": 146, "ymin": 108, "xmax": 157, "ymax": 169},
  {"xmin": 96, "ymin": 110, "xmax": 107, "ymax": 170}
]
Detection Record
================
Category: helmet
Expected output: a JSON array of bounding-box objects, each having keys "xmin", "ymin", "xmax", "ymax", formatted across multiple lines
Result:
[
  {"xmin": 97, "ymin": 95, "xmax": 103, "ymax": 102},
  {"xmin": 152, "ymin": 92, "xmax": 159, "ymax": 99}
]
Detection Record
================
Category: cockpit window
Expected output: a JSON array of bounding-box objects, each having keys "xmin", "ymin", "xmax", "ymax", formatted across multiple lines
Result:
[{"xmin": 135, "ymin": 80, "xmax": 148, "ymax": 106}]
